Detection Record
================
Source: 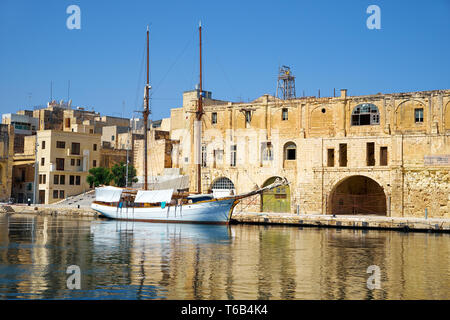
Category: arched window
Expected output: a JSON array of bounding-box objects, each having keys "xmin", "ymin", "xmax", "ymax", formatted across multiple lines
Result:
[
  {"xmin": 351, "ymin": 103, "xmax": 380, "ymax": 126},
  {"xmin": 211, "ymin": 177, "xmax": 235, "ymax": 197},
  {"xmin": 211, "ymin": 177, "xmax": 235, "ymax": 190},
  {"xmin": 284, "ymin": 142, "xmax": 296, "ymax": 160}
]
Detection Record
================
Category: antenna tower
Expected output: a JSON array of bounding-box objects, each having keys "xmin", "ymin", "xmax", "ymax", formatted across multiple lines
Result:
[{"xmin": 276, "ymin": 65, "xmax": 296, "ymax": 100}]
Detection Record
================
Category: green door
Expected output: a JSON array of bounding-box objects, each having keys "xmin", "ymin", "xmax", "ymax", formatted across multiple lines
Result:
[{"xmin": 261, "ymin": 177, "xmax": 290, "ymax": 213}]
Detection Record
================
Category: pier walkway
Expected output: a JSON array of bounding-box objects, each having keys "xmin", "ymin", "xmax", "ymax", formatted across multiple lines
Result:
[
  {"xmin": 231, "ymin": 212, "xmax": 450, "ymax": 232},
  {"xmin": 2, "ymin": 205, "xmax": 449, "ymax": 232}
]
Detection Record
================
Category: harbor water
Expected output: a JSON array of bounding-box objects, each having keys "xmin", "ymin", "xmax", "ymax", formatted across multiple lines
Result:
[{"xmin": 0, "ymin": 214, "xmax": 448, "ymax": 300}]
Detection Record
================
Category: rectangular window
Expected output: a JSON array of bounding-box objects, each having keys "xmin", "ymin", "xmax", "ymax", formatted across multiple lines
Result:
[
  {"xmin": 76, "ymin": 176, "xmax": 81, "ymax": 185},
  {"xmin": 71, "ymin": 159, "xmax": 75, "ymax": 166},
  {"xmin": 54, "ymin": 175, "xmax": 59, "ymax": 185},
  {"xmin": 39, "ymin": 174, "xmax": 42, "ymax": 184},
  {"xmin": 367, "ymin": 142, "xmax": 375, "ymax": 166},
  {"xmin": 230, "ymin": 145, "xmax": 237, "ymax": 167},
  {"xmin": 245, "ymin": 111, "xmax": 252, "ymax": 124},
  {"xmin": 60, "ymin": 175, "xmax": 65, "ymax": 185},
  {"xmin": 77, "ymin": 159, "xmax": 81, "ymax": 166},
  {"xmin": 327, "ymin": 149, "xmax": 335, "ymax": 167},
  {"xmin": 69, "ymin": 175, "xmax": 75, "ymax": 185},
  {"xmin": 42, "ymin": 174, "xmax": 46, "ymax": 184},
  {"xmin": 111, "ymin": 135, "xmax": 115, "ymax": 141},
  {"xmin": 71, "ymin": 142, "xmax": 80, "ymax": 155},
  {"xmin": 41, "ymin": 157, "xmax": 45, "ymax": 166},
  {"xmin": 286, "ymin": 148, "xmax": 296, "ymax": 160},
  {"xmin": 282, "ymin": 108, "xmax": 288, "ymax": 121},
  {"xmin": 56, "ymin": 141, "xmax": 65, "ymax": 148},
  {"xmin": 53, "ymin": 190, "xmax": 58, "ymax": 199},
  {"xmin": 211, "ymin": 112, "xmax": 217, "ymax": 124},
  {"xmin": 262, "ymin": 142, "xmax": 273, "ymax": 161},
  {"xmin": 339, "ymin": 144, "xmax": 347, "ymax": 167},
  {"xmin": 352, "ymin": 114, "xmax": 371, "ymax": 126},
  {"xmin": 93, "ymin": 144, "xmax": 97, "ymax": 151},
  {"xmin": 213, "ymin": 149, "xmax": 223, "ymax": 167},
  {"xmin": 56, "ymin": 158, "xmax": 65, "ymax": 171},
  {"xmin": 93, "ymin": 160, "xmax": 97, "ymax": 167},
  {"xmin": 42, "ymin": 141, "xmax": 45, "ymax": 149},
  {"xmin": 59, "ymin": 190, "xmax": 64, "ymax": 199},
  {"xmin": 415, "ymin": 108, "xmax": 424, "ymax": 123},
  {"xmin": 380, "ymin": 147, "xmax": 388, "ymax": 166},
  {"xmin": 201, "ymin": 145, "xmax": 207, "ymax": 167}
]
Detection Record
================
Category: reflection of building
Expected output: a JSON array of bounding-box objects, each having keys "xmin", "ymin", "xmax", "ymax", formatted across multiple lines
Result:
[
  {"xmin": 0, "ymin": 215, "xmax": 94, "ymax": 299},
  {"xmin": 122, "ymin": 223, "xmax": 450, "ymax": 299},
  {"xmin": 36, "ymin": 130, "xmax": 100, "ymax": 204},
  {"xmin": 1, "ymin": 217, "xmax": 448, "ymax": 299},
  {"xmin": 152, "ymin": 88, "xmax": 450, "ymax": 218}
]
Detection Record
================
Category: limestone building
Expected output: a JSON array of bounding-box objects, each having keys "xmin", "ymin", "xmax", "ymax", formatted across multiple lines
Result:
[
  {"xmin": 0, "ymin": 124, "xmax": 14, "ymax": 202},
  {"xmin": 162, "ymin": 88, "xmax": 450, "ymax": 218},
  {"xmin": 3, "ymin": 101, "xmax": 132, "ymax": 203},
  {"xmin": 35, "ymin": 130, "xmax": 101, "ymax": 204},
  {"xmin": 11, "ymin": 135, "xmax": 36, "ymax": 203}
]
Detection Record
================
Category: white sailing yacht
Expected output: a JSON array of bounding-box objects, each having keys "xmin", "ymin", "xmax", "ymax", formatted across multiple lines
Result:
[{"xmin": 91, "ymin": 24, "xmax": 288, "ymax": 224}]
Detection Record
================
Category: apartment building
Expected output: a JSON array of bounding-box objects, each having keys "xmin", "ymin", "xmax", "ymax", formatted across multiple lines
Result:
[{"xmin": 36, "ymin": 130, "xmax": 100, "ymax": 204}]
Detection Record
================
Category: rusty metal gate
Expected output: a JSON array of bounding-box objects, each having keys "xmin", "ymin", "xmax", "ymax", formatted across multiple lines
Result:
[{"xmin": 331, "ymin": 192, "xmax": 386, "ymax": 215}]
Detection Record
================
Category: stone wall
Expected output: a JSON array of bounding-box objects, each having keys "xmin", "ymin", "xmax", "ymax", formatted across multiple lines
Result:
[{"xmin": 403, "ymin": 169, "xmax": 449, "ymax": 218}]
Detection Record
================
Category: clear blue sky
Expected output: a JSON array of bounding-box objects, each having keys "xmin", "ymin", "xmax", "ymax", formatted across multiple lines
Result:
[{"xmin": 1, "ymin": 0, "xmax": 449, "ymax": 121}]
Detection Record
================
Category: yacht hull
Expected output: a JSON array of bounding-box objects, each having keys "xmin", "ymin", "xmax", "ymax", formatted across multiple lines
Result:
[{"xmin": 91, "ymin": 198, "xmax": 238, "ymax": 224}]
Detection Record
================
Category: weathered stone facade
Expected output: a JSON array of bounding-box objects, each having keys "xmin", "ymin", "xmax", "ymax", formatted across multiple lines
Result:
[
  {"xmin": 134, "ymin": 130, "xmax": 178, "ymax": 184},
  {"xmin": 0, "ymin": 124, "xmax": 14, "ymax": 202},
  {"xmin": 164, "ymin": 88, "xmax": 450, "ymax": 218}
]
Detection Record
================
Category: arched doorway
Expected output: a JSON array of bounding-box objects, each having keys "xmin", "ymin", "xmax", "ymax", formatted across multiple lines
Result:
[
  {"xmin": 330, "ymin": 175, "xmax": 386, "ymax": 215},
  {"xmin": 261, "ymin": 176, "xmax": 290, "ymax": 213},
  {"xmin": 211, "ymin": 177, "xmax": 235, "ymax": 198}
]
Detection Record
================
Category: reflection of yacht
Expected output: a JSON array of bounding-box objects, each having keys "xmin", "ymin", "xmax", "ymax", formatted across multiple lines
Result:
[
  {"xmin": 90, "ymin": 220, "xmax": 233, "ymax": 244},
  {"xmin": 91, "ymin": 25, "xmax": 288, "ymax": 224}
]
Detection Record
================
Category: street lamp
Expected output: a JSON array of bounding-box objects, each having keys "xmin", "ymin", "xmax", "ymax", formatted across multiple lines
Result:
[
  {"xmin": 125, "ymin": 126, "xmax": 130, "ymax": 187},
  {"xmin": 33, "ymin": 134, "xmax": 39, "ymax": 204}
]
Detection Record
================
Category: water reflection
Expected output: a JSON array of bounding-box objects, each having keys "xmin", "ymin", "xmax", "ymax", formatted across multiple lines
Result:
[{"xmin": 0, "ymin": 215, "xmax": 448, "ymax": 300}]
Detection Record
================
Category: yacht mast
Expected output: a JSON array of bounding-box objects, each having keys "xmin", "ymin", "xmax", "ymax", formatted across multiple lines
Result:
[
  {"xmin": 143, "ymin": 26, "xmax": 151, "ymax": 190},
  {"xmin": 196, "ymin": 21, "xmax": 203, "ymax": 193}
]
